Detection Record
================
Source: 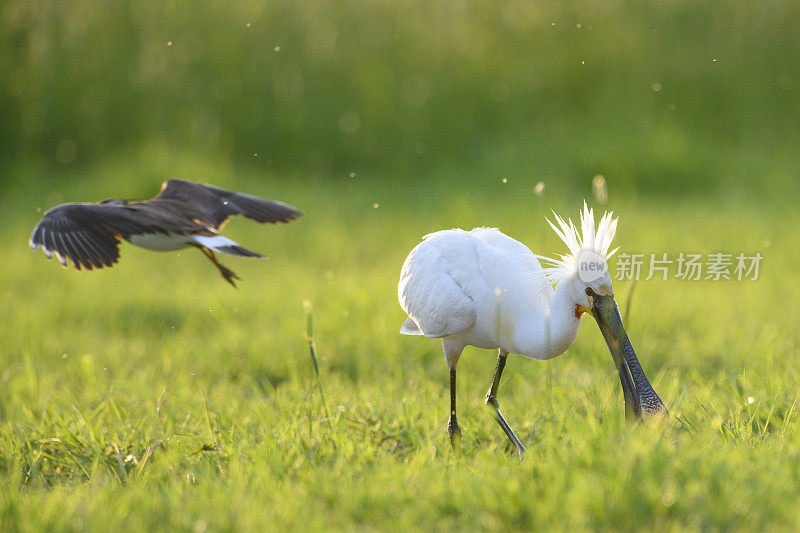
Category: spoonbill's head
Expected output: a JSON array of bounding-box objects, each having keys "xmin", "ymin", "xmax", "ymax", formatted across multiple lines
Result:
[{"xmin": 541, "ymin": 202, "xmax": 667, "ymax": 420}]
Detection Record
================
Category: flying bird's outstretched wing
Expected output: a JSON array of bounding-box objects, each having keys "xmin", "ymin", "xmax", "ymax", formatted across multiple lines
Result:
[
  {"xmin": 29, "ymin": 203, "xmax": 182, "ymax": 270},
  {"xmin": 30, "ymin": 179, "xmax": 302, "ymax": 275},
  {"xmin": 155, "ymin": 179, "xmax": 303, "ymax": 229}
]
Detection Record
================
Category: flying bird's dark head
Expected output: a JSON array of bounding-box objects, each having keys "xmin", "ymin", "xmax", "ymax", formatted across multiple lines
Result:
[{"xmin": 100, "ymin": 199, "xmax": 128, "ymax": 205}]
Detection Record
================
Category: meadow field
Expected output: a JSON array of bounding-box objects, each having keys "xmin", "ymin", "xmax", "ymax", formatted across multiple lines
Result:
[
  {"xmin": 2, "ymin": 167, "xmax": 800, "ymax": 530},
  {"xmin": 3, "ymin": 0, "xmax": 800, "ymax": 530}
]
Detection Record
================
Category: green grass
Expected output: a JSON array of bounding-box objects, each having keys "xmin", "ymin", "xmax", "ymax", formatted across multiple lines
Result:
[
  {"xmin": 1, "ymin": 167, "xmax": 799, "ymax": 530},
  {"xmin": 3, "ymin": 0, "xmax": 800, "ymax": 528}
]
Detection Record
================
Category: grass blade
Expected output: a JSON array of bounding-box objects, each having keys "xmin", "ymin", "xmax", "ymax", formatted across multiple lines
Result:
[{"xmin": 304, "ymin": 299, "xmax": 336, "ymax": 449}]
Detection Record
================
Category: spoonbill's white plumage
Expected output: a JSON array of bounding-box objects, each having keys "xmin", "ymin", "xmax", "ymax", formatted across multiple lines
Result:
[{"xmin": 398, "ymin": 202, "xmax": 665, "ymax": 454}]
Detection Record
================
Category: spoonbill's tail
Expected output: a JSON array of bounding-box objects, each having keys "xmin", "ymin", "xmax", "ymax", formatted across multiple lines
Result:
[{"xmin": 400, "ymin": 317, "xmax": 423, "ymax": 335}]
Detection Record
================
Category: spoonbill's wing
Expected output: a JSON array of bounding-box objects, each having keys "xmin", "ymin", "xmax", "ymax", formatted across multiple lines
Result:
[
  {"xmin": 471, "ymin": 227, "xmax": 554, "ymax": 309},
  {"xmin": 398, "ymin": 235, "xmax": 477, "ymax": 338}
]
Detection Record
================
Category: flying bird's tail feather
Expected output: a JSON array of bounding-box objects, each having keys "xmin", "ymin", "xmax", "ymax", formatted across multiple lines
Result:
[
  {"xmin": 192, "ymin": 235, "xmax": 264, "ymax": 258},
  {"xmin": 217, "ymin": 245, "xmax": 261, "ymax": 257}
]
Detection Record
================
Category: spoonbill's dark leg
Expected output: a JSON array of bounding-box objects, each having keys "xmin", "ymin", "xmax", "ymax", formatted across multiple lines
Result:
[
  {"xmin": 485, "ymin": 350, "xmax": 526, "ymax": 455},
  {"xmin": 448, "ymin": 366, "xmax": 462, "ymax": 452},
  {"xmin": 192, "ymin": 244, "xmax": 240, "ymax": 287}
]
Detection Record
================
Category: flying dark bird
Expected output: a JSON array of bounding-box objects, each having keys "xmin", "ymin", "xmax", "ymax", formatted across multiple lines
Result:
[
  {"xmin": 398, "ymin": 203, "xmax": 665, "ymax": 454},
  {"xmin": 30, "ymin": 179, "xmax": 302, "ymax": 286}
]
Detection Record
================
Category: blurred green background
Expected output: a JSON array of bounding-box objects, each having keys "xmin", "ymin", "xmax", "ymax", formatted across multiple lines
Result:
[
  {"xmin": 4, "ymin": 2, "xmax": 800, "ymax": 530},
  {"xmin": 2, "ymin": 0, "xmax": 799, "ymax": 197}
]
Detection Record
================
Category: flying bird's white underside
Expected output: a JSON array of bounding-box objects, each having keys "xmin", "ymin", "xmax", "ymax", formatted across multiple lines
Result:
[{"xmin": 129, "ymin": 233, "xmax": 243, "ymax": 253}]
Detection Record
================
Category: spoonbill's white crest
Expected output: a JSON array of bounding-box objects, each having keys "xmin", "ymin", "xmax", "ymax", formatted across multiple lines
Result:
[
  {"xmin": 30, "ymin": 179, "xmax": 302, "ymax": 287},
  {"xmin": 398, "ymin": 202, "xmax": 665, "ymax": 454}
]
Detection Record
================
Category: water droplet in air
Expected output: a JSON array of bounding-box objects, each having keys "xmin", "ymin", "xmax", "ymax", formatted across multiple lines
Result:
[
  {"xmin": 167, "ymin": 41, "xmax": 173, "ymax": 47},
  {"xmin": 274, "ymin": 46, "xmax": 281, "ymax": 52},
  {"xmin": 592, "ymin": 175, "xmax": 608, "ymax": 205},
  {"xmin": 661, "ymin": 492, "xmax": 675, "ymax": 507}
]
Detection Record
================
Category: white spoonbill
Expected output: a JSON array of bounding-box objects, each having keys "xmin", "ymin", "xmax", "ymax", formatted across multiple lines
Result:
[{"xmin": 398, "ymin": 202, "xmax": 665, "ymax": 454}]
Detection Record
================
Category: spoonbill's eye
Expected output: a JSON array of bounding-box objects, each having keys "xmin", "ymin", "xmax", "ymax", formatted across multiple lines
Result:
[{"xmin": 585, "ymin": 287, "xmax": 595, "ymax": 297}]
